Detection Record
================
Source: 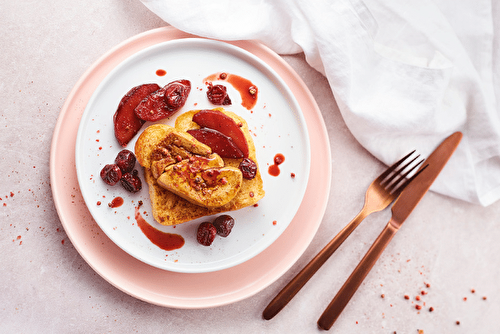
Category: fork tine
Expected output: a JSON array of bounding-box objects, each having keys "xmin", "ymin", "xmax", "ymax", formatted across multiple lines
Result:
[
  {"xmin": 388, "ymin": 162, "xmax": 428, "ymax": 195},
  {"xmin": 377, "ymin": 150, "xmax": 416, "ymax": 181},
  {"xmin": 381, "ymin": 154, "xmax": 421, "ymax": 187}
]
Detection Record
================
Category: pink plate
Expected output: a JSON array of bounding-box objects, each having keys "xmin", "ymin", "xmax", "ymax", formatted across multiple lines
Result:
[{"xmin": 50, "ymin": 27, "xmax": 331, "ymax": 308}]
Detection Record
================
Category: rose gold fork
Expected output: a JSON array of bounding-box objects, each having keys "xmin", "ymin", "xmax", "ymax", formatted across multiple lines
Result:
[{"xmin": 263, "ymin": 151, "xmax": 425, "ymax": 320}]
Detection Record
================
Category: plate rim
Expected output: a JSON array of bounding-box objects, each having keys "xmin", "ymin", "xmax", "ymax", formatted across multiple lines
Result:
[{"xmin": 50, "ymin": 26, "xmax": 331, "ymax": 309}]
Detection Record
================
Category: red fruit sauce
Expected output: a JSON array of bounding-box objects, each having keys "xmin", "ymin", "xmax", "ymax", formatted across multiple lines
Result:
[
  {"xmin": 268, "ymin": 153, "xmax": 285, "ymax": 177},
  {"xmin": 109, "ymin": 197, "xmax": 124, "ymax": 208},
  {"xmin": 204, "ymin": 72, "xmax": 258, "ymax": 110},
  {"xmin": 134, "ymin": 206, "xmax": 184, "ymax": 251},
  {"xmin": 156, "ymin": 69, "xmax": 166, "ymax": 76}
]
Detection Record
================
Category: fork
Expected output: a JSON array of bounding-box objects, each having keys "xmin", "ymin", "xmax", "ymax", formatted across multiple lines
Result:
[{"xmin": 262, "ymin": 151, "xmax": 424, "ymax": 320}]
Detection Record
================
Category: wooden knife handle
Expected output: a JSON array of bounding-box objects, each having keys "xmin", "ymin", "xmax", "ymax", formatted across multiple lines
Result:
[{"xmin": 317, "ymin": 221, "xmax": 398, "ymax": 330}]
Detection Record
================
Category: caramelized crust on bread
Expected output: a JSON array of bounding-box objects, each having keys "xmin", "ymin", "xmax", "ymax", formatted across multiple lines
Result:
[{"xmin": 135, "ymin": 108, "xmax": 265, "ymax": 225}]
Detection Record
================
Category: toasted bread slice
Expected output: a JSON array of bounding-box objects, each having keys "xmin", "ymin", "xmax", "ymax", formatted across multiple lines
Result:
[
  {"xmin": 158, "ymin": 162, "xmax": 243, "ymax": 208},
  {"xmin": 135, "ymin": 124, "xmax": 212, "ymax": 169},
  {"xmin": 135, "ymin": 108, "xmax": 265, "ymax": 225}
]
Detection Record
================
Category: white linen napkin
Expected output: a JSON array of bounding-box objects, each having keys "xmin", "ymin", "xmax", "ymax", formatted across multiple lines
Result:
[{"xmin": 140, "ymin": 0, "xmax": 500, "ymax": 206}]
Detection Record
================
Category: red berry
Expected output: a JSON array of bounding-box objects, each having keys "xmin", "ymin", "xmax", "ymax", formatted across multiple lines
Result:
[
  {"xmin": 239, "ymin": 158, "xmax": 257, "ymax": 179},
  {"xmin": 115, "ymin": 149, "xmax": 136, "ymax": 173},
  {"xmin": 213, "ymin": 215, "xmax": 235, "ymax": 237},
  {"xmin": 120, "ymin": 171, "xmax": 142, "ymax": 193},
  {"xmin": 100, "ymin": 164, "xmax": 122, "ymax": 186},
  {"xmin": 197, "ymin": 222, "xmax": 217, "ymax": 246},
  {"xmin": 135, "ymin": 80, "xmax": 191, "ymax": 122},
  {"xmin": 206, "ymin": 83, "xmax": 231, "ymax": 105},
  {"xmin": 164, "ymin": 80, "xmax": 191, "ymax": 110}
]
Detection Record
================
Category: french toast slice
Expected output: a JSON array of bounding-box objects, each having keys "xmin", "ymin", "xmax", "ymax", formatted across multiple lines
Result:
[{"xmin": 135, "ymin": 108, "xmax": 265, "ymax": 225}]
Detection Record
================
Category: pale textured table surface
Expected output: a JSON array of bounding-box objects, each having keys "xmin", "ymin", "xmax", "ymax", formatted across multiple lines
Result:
[{"xmin": 1, "ymin": 1, "xmax": 499, "ymax": 333}]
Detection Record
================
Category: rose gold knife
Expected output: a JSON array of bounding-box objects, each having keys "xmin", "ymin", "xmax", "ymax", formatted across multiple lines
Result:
[{"xmin": 317, "ymin": 131, "xmax": 462, "ymax": 330}]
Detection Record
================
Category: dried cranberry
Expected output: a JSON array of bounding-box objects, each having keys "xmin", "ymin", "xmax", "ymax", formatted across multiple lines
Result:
[
  {"xmin": 100, "ymin": 164, "xmax": 122, "ymax": 186},
  {"xmin": 135, "ymin": 80, "xmax": 190, "ymax": 122},
  {"xmin": 207, "ymin": 83, "xmax": 231, "ymax": 105},
  {"xmin": 213, "ymin": 215, "xmax": 234, "ymax": 237},
  {"xmin": 120, "ymin": 171, "xmax": 142, "ymax": 193},
  {"xmin": 196, "ymin": 222, "xmax": 217, "ymax": 246},
  {"xmin": 164, "ymin": 80, "xmax": 191, "ymax": 111},
  {"xmin": 115, "ymin": 149, "xmax": 136, "ymax": 173},
  {"xmin": 239, "ymin": 158, "xmax": 257, "ymax": 179}
]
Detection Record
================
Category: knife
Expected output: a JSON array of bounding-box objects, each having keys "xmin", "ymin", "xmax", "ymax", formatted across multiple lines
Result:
[{"xmin": 317, "ymin": 131, "xmax": 462, "ymax": 330}]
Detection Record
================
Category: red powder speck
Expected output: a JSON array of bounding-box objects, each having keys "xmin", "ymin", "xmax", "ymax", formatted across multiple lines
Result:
[
  {"xmin": 416, "ymin": 295, "xmax": 421, "ymax": 301},
  {"xmin": 291, "ymin": 173, "xmax": 296, "ymax": 178},
  {"xmin": 272, "ymin": 220, "xmax": 277, "ymax": 225},
  {"xmin": 421, "ymin": 290, "xmax": 427, "ymax": 295},
  {"xmin": 429, "ymin": 307, "xmax": 434, "ymax": 312},
  {"xmin": 415, "ymin": 305, "xmax": 422, "ymax": 310},
  {"xmin": 426, "ymin": 283, "xmax": 431, "ymax": 288},
  {"xmin": 3, "ymin": 203, "xmax": 6, "ymax": 207},
  {"xmin": 96, "ymin": 139, "xmax": 100, "ymax": 142},
  {"xmin": 17, "ymin": 235, "xmax": 21, "ymax": 240},
  {"xmin": 33, "ymin": 166, "xmax": 36, "ymax": 168},
  {"xmin": 97, "ymin": 201, "xmax": 101, "ymax": 206},
  {"xmin": 10, "ymin": 192, "xmax": 14, "ymax": 197},
  {"xmin": 99, "ymin": 147, "xmax": 102, "ymax": 150},
  {"xmin": 253, "ymin": 203, "xmax": 259, "ymax": 207},
  {"xmin": 483, "ymin": 296, "xmax": 487, "ymax": 300},
  {"xmin": 97, "ymin": 130, "xmax": 100, "ymax": 133},
  {"xmin": 471, "ymin": 289, "xmax": 475, "ymax": 293},
  {"xmin": 404, "ymin": 295, "xmax": 410, "ymax": 300},
  {"xmin": 61, "ymin": 240, "xmax": 65, "ymax": 245},
  {"xmin": 463, "ymin": 297, "xmax": 467, "ymax": 301}
]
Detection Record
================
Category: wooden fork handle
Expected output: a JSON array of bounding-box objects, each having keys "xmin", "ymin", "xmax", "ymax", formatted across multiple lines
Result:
[
  {"xmin": 263, "ymin": 211, "xmax": 368, "ymax": 320},
  {"xmin": 317, "ymin": 221, "xmax": 397, "ymax": 330}
]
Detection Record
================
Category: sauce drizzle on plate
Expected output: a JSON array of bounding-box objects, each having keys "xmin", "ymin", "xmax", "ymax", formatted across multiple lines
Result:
[{"xmin": 135, "ymin": 205, "xmax": 185, "ymax": 251}]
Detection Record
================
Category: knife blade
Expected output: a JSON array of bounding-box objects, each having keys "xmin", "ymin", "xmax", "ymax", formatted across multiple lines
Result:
[{"xmin": 317, "ymin": 131, "xmax": 462, "ymax": 330}]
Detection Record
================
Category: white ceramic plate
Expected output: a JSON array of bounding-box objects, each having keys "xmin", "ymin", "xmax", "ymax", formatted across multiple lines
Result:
[{"xmin": 75, "ymin": 38, "xmax": 310, "ymax": 273}]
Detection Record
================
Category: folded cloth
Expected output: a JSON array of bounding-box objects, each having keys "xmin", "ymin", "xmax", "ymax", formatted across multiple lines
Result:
[{"xmin": 140, "ymin": 0, "xmax": 500, "ymax": 206}]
